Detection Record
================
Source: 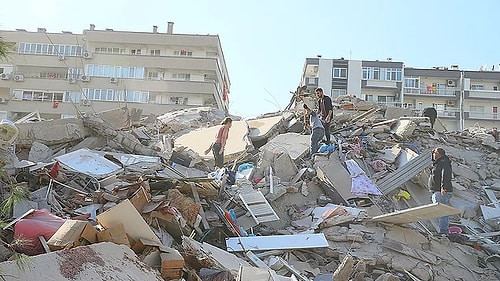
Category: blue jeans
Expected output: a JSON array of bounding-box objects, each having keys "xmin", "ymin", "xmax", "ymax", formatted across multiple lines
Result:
[
  {"xmin": 311, "ymin": 127, "xmax": 325, "ymax": 155},
  {"xmin": 431, "ymin": 191, "xmax": 453, "ymax": 234}
]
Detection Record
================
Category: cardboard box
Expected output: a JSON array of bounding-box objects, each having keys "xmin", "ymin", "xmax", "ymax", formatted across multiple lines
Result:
[
  {"xmin": 47, "ymin": 220, "xmax": 97, "ymax": 250},
  {"xmin": 96, "ymin": 223, "xmax": 131, "ymax": 247}
]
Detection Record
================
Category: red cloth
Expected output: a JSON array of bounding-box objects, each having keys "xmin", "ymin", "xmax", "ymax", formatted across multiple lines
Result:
[
  {"xmin": 13, "ymin": 210, "xmax": 65, "ymax": 255},
  {"xmin": 48, "ymin": 161, "xmax": 60, "ymax": 178}
]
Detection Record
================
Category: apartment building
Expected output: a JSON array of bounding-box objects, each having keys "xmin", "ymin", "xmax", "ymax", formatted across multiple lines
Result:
[
  {"xmin": 302, "ymin": 56, "xmax": 403, "ymax": 106},
  {"xmin": 301, "ymin": 57, "xmax": 500, "ymax": 131},
  {"xmin": 0, "ymin": 22, "xmax": 230, "ymax": 121}
]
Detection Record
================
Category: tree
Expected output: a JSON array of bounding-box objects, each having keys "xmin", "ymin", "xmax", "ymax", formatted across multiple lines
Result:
[{"xmin": 0, "ymin": 36, "xmax": 9, "ymax": 59}]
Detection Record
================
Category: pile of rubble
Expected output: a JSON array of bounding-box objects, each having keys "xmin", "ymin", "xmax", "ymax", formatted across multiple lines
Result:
[{"xmin": 0, "ymin": 96, "xmax": 498, "ymax": 281}]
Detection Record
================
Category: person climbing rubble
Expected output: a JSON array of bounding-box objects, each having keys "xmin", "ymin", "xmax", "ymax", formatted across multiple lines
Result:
[{"xmin": 428, "ymin": 147, "xmax": 453, "ymax": 235}]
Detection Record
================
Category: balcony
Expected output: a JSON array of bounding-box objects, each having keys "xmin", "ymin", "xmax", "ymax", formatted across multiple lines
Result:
[
  {"xmin": 466, "ymin": 111, "xmax": 499, "ymax": 120},
  {"xmin": 375, "ymin": 101, "xmax": 402, "ymax": 108},
  {"xmin": 437, "ymin": 108, "xmax": 459, "ymax": 119},
  {"xmin": 404, "ymin": 87, "xmax": 459, "ymax": 97},
  {"xmin": 467, "ymin": 90, "xmax": 500, "ymax": 99}
]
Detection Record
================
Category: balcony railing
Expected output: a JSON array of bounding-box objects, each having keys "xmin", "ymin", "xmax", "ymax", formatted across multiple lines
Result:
[
  {"xmin": 375, "ymin": 101, "xmax": 402, "ymax": 107},
  {"xmin": 437, "ymin": 108, "xmax": 459, "ymax": 118},
  {"xmin": 467, "ymin": 90, "xmax": 500, "ymax": 99},
  {"xmin": 404, "ymin": 87, "xmax": 458, "ymax": 96},
  {"xmin": 467, "ymin": 111, "xmax": 499, "ymax": 120}
]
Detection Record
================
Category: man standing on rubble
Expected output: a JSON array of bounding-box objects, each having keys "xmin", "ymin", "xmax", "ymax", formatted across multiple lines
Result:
[
  {"xmin": 303, "ymin": 104, "xmax": 324, "ymax": 156},
  {"xmin": 422, "ymin": 107, "xmax": 438, "ymax": 129},
  {"xmin": 315, "ymin": 87, "xmax": 333, "ymax": 144},
  {"xmin": 429, "ymin": 147, "xmax": 453, "ymax": 235}
]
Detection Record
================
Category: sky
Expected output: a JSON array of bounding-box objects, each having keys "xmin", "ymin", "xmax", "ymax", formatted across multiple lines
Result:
[{"xmin": 1, "ymin": 0, "xmax": 499, "ymax": 119}]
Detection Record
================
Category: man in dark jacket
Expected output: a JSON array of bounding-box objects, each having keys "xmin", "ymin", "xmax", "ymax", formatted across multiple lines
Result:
[
  {"xmin": 429, "ymin": 147, "xmax": 453, "ymax": 235},
  {"xmin": 315, "ymin": 87, "xmax": 333, "ymax": 144},
  {"xmin": 422, "ymin": 107, "xmax": 438, "ymax": 129}
]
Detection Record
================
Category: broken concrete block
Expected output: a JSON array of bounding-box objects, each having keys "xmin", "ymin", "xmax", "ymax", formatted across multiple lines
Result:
[
  {"xmin": 16, "ymin": 118, "xmax": 90, "ymax": 146},
  {"xmin": 393, "ymin": 119, "xmax": 417, "ymax": 139},
  {"xmin": 375, "ymin": 273, "xmax": 400, "ymax": 281},
  {"xmin": 28, "ymin": 141, "xmax": 53, "ymax": 162},
  {"xmin": 273, "ymin": 152, "xmax": 298, "ymax": 182}
]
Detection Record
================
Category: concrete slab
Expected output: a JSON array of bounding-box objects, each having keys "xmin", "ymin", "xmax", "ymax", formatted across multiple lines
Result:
[
  {"xmin": 314, "ymin": 154, "xmax": 355, "ymax": 202},
  {"xmin": 98, "ymin": 107, "xmax": 132, "ymax": 129},
  {"xmin": 16, "ymin": 118, "xmax": 90, "ymax": 146},
  {"xmin": 175, "ymin": 120, "xmax": 251, "ymax": 164},
  {"xmin": 247, "ymin": 115, "xmax": 284, "ymax": 142},
  {"xmin": 0, "ymin": 242, "xmax": 164, "ymax": 280},
  {"xmin": 260, "ymin": 133, "xmax": 310, "ymax": 161}
]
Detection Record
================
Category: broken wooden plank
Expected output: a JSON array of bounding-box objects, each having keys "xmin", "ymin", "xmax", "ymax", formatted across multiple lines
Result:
[
  {"xmin": 371, "ymin": 202, "xmax": 461, "ymax": 224},
  {"xmin": 190, "ymin": 183, "xmax": 210, "ymax": 230},
  {"xmin": 225, "ymin": 233, "xmax": 329, "ymax": 252},
  {"xmin": 39, "ymin": 236, "xmax": 51, "ymax": 253}
]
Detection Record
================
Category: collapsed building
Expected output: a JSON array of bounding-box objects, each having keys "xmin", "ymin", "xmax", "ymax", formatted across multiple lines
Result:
[{"xmin": 0, "ymin": 93, "xmax": 498, "ymax": 281}]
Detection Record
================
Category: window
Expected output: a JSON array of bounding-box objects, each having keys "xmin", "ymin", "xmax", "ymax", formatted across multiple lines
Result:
[
  {"xmin": 362, "ymin": 67, "xmax": 379, "ymax": 80},
  {"xmin": 470, "ymin": 105, "xmax": 484, "ymax": 112},
  {"xmin": 362, "ymin": 67, "xmax": 401, "ymax": 81},
  {"xmin": 333, "ymin": 68, "xmax": 347, "ymax": 79},
  {"xmin": 126, "ymin": 90, "xmax": 149, "ymax": 103},
  {"xmin": 384, "ymin": 68, "xmax": 402, "ymax": 81},
  {"xmin": 147, "ymin": 71, "xmax": 159, "ymax": 80},
  {"xmin": 131, "ymin": 49, "xmax": 142, "ymax": 55},
  {"xmin": 85, "ymin": 64, "xmax": 144, "ymax": 79},
  {"xmin": 365, "ymin": 95, "xmax": 374, "ymax": 102},
  {"xmin": 405, "ymin": 78, "xmax": 420, "ymax": 88},
  {"xmin": 17, "ymin": 42, "xmax": 83, "ymax": 56},
  {"xmin": 471, "ymin": 84, "xmax": 484, "ymax": 90},
  {"xmin": 94, "ymin": 47, "xmax": 125, "ymax": 54},
  {"xmin": 172, "ymin": 73, "xmax": 190, "ymax": 81},
  {"xmin": 170, "ymin": 97, "xmax": 188, "ymax": 105},
  {"xmin": 331, "ymin": 89, "xmax": 346, "ymax": 97},
  {"xmin": 494, "ymin": 86, "xmax": 498, "ymax": 91},
  {"xmin": 150, "ymin": 50, "xmax": 160, "ymax": 56},
  {"xmin": 377, "ymin": 96, "xmax": 395, "ymax": 103}
]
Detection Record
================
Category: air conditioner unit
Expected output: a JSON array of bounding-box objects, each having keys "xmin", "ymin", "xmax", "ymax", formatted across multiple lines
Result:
[
  {"xmin": 82, "ymin": 51, "xmax": 92, "ymax": 59},
  {"xmin": 446, "ymin": 100, "xmax": 454, "ymax": 106},
  {"xmin": 13, "ymin": 74, "xmax": 24, "ymax": 82},
  {"xmin": 68, "ymin": 77, "xmax": 76, "ymax": 84},
  {"xmin": 109, "ymin": 77, "xmax": 118, "ymax": 83},
  {"xmin": 81, "ymin": 99, "xmax": 91, "ymax": 106},
  {"xmin": 0, "ymin": 73, "xmax": 10, "ymax": 80},
  {"xmin": 58, "ymin": 54, "xmax": 66, "ymax": 61},
  {"xmin": 81, "ymin": 75, "xmax": 90, "ymax": 82},
  {"xmin": 447, "ymin": 79, "xmax": 455, "ymax": 87}
]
